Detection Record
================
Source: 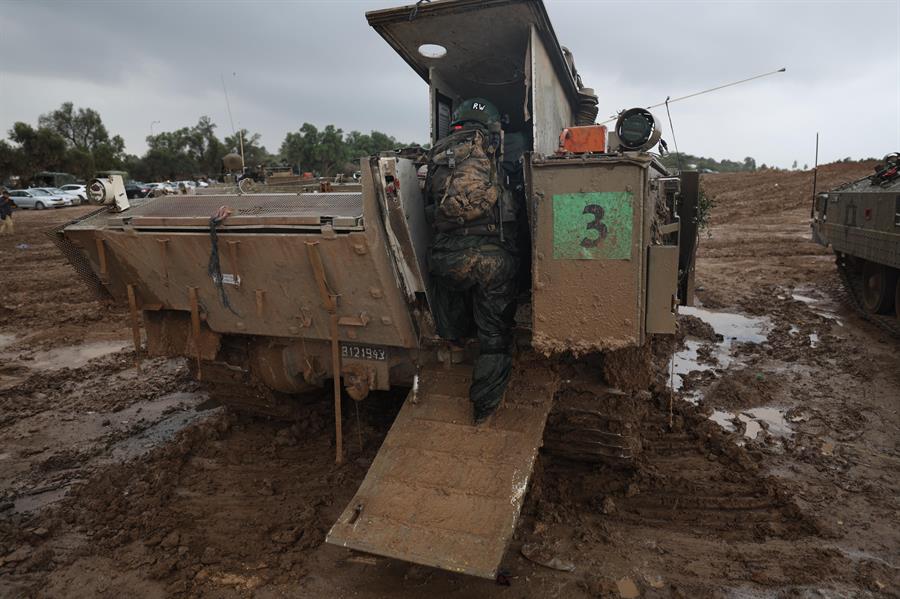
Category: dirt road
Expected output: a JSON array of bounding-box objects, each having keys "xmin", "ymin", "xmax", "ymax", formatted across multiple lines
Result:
[{"xmin": 1, "ymin": 164, "xmax": 898, "ymax": 598}]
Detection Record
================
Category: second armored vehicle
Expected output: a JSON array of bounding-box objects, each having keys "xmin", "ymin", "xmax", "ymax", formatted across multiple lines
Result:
[{"xmin": 812, "ymin": 153, "xmax": 900, "ymax": 323}]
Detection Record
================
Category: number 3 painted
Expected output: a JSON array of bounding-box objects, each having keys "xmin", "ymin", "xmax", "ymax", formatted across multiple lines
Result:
[{"xmin": 581, "ymin": 204, "xmax": 608, "ymax": 248}]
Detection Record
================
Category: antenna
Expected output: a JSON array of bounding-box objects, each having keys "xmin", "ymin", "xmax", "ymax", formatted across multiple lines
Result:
[
  {"xmin": 221, "ymin": 72, "xmax": 237, "ymax": 138},
  {"xmin": 601, "ymin": 67, "xmax": 787, "ymax": 125},
  {"xmin": 810, "ymin": 132, "xmax": 819, "ymax": 218},
  {"xmin": 221, "ymin": 72, "xmax": 244, "ymax": 169}
]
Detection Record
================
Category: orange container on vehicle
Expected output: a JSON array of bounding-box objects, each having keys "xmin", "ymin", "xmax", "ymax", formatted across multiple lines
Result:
[{"xmin": 558, "ymin": 125, "xmax": 608, "ymax": 154}]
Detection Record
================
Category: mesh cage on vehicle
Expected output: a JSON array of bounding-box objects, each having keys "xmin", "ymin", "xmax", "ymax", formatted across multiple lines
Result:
[{"xmin": 48, "ymin": 208, "xmax": 110, "ymax": 301}]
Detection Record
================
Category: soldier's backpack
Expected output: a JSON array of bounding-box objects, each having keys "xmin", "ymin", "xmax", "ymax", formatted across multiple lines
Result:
[{"xmin": 425, "ymin": 125, "xmax": 502, "ymax": 230}]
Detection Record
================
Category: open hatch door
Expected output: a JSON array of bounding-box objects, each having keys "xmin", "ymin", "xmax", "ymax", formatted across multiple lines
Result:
[{"xmin": 366, "ymin": 0, "xmax": 578, "ymax": 141}]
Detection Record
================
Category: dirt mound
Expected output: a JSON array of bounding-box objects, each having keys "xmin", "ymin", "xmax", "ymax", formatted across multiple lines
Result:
[
  {"xmin": 701, "ymin": 160, "xmax": 877, "ymax": 227},
  {"xmin": 677, "ymin": 314, "xmax": 719, "ymax": 342}
]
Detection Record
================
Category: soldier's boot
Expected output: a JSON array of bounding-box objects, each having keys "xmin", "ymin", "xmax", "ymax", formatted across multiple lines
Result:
[
  {"xmin": 437, "ymin": 340, "xmax": 467, "ymax": 364},
  {"xmin": 470, "ymin": 343, "xmax": 512, "ymax": 425}
]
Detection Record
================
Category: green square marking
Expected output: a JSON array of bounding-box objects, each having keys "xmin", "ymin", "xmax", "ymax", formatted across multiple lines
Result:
[{"xmin": 552, "ymin": 192, "xmax": 633, "ymax": 260}]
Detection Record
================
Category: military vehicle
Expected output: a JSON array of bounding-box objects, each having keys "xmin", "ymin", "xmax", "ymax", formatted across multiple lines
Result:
[
  {"xmin": 55, "ymin": 0, "xmax": 699, "ymax": 579},
  {"xmin": 812, "ymin": 153, "xmax": 900, "ymax": 326}
]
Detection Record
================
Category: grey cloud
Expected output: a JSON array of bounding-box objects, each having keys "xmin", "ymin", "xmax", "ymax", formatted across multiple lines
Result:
[{"xmin": 0, "ymin": 0, "xmax": 897, "ymax": 166}]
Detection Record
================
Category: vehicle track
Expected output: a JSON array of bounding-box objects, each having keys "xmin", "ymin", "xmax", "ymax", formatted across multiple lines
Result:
[{"xmin": 836, "ymin": 262, "xmax": 900, "ymax": 339}]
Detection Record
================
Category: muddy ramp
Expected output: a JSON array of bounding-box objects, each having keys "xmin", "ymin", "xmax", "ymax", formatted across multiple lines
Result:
[{"xmin": 327, "ymin": 358, "xmax": 559, "ymax": 579}]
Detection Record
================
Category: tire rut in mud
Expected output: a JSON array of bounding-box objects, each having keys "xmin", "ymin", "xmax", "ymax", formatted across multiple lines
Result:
[
  {"xmin": 615, "ymin": 406, "xmax": 812, "ymax": 540},
  {"xmin": 537, "ymin": 396, "xmax": 816, "ymax": 544}
]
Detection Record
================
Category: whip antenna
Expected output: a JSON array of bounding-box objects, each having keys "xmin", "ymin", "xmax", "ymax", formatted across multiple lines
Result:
[{"xmin": 601, "ymin": 67, "xmax": 786, "ymax": 124}]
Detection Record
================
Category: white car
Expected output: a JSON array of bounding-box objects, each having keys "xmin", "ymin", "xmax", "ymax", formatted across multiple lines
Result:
[
  {"xmin": 8, "ymin": 189, "xmax": 67, "ymax": 209},
  {"xmin": 59, "ymin": 184, "xmax": 87, "ymax": 202},
  {"xmin": 145, "ymin": 183, "xmax": 174, "ymax": 195},
  {"xmin": 37, "ymin": 187, "xmax": 81, "ymax": 206}
]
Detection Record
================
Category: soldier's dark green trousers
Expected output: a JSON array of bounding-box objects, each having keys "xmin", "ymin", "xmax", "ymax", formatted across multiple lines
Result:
[{"xmin": 428, "ymin": 233, "xmax": 518, "ymax": 421}]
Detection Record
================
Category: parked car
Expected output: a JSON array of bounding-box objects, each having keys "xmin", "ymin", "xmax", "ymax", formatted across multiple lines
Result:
[
  {"xmin": 39, "ymin": 187, "xmax": 82, "ymax": 206},
  {"xmin": 8, "ymin": 189, "xmax": 67, "ymax": 209},
  {"xmin": 125, "ymin": 182, "xmax": 152, "ymax": 199},
  {"xmin": 145, "ymin": 183, "xmax": 174, "ymax": 195},
  {"xmin": 59, "ymin": 184, "xmax": 87, "ymax": 202}
]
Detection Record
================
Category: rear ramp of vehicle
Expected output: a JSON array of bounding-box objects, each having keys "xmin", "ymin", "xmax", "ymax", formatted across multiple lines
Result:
[{"xmin": 327, "ymin": 357, "xmax": 559, "ymax": 579}]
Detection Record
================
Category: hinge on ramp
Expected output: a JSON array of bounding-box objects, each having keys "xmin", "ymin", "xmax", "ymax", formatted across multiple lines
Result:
[{"xmin": 326, "ymin": 358, "xmax": 559, "ymax": 579}]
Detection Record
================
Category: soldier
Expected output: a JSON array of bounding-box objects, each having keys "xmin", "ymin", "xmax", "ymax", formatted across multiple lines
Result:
[
  {"xmin": 425, "ymin": 98, "xmax": 519, "ymax": 425},
  {"xmin": 0, "ymin": 189, "xmax": 15, "ymax": 235}
]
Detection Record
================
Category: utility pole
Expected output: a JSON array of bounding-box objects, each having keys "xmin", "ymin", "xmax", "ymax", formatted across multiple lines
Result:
[{"xmin": 150, "ymin": 120, "xmax": 160, "ymax": 138}]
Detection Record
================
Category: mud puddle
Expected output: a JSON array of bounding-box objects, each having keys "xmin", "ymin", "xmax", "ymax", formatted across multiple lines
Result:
[
  {"xmin": 672, "ymin": 306, "xmax": 770, "ymax": 392},
  {"xmin": 785, "ymin": 286, "xmax": 844, "ymax": 326},
  {"xmin": 24, "ymin": 340, "xmax": 130, "ymax": 371},
  {"xmin": 104, "ymin": 392, "xmax": 219, "ymax": 465},
  {"xmin": 3, "ymin": 390, "xmax": 215, "ymax": 515},
  {"xmin": 709, "ymin": 406, "xmax": 798, "ymax": 440}
]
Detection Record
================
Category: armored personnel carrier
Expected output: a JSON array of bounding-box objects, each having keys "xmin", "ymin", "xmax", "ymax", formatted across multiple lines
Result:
[
  {"xmin": 812, "ymin": 153, "xmax": 900, "ymax": 325},
  {"xmin": 55, "ymin": 0, "xmax": 699, "ymax": 579}
]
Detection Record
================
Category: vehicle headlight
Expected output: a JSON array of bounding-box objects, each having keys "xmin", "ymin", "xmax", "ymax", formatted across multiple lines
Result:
[{"xmin": 615, "ymin": 108, "xmax": 662, "ymax": 152}]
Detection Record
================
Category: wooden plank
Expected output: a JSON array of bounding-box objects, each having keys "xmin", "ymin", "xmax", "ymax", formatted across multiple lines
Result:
[{"xmin": 327, "ymin": 358, "xmax": 558, "ymax": 579}]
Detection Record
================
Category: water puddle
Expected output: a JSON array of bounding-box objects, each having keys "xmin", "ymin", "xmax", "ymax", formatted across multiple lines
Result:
[
  {"xmin": 26, "ymin": 340, "xmax": 130, "ymax": 371},
  {"xmin": 9, "ymin": 391, "xmax": 216, "ymax": 514},
  {"xmin": 672, "ymin": 307, "xmax": 771, "ymax": 391},
  {"xmin": 791, "ymin": 287, "xmax": 844, "ymax": 326},
  {"xmin": 708, "ymin": 406, "xmax": 794, "ymax": 439},
  {"xmin": 680, "ymin": 306, "xmax": 770, "ymax": 344},
  {"xmin": 672, "ymin": 339, "xmax": 719, "ymax": 391},
  {"xmin": 709, "ymin": 410, "xmax": 736, "ymax": 432}
]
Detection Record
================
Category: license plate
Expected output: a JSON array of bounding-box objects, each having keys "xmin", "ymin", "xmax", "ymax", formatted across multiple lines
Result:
[{"xmin": 341, "ymin": 343, "xmax": 387, "ymax": 361}]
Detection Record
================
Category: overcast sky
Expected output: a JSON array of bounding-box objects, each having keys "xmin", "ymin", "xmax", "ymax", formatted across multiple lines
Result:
[{"xmin": 1, "ymin": 0, "xmax": 898, "ymax": 168}]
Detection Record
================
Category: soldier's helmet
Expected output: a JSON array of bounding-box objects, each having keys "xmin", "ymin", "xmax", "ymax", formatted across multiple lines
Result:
[{"xmin": 451, "ymin": 98, "xmax": 500, "ymax": 127}]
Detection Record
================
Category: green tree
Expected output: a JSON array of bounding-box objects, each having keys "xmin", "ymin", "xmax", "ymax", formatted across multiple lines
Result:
[
  {"xmin": 8, "ymin": 122, "xmax": 68, "ymax": 180},
  {"xmin": 280, "ymin": 123, "xmax": 321, "ymax": 172},
  {"xmin": 315, "ymin": 125, "xmax": 348, "ymax": 176},
  {"xmin": 190, "ymin": 116, "xmax": 224, "ymax": 176},
  {"xmin": 38, "ymin": 102, "xmax": 110, "ymax": 152},
  {"xmin": 224, "ymin": 128, "xmax": 271, "ymax": 170},
  {"xmin": 64, "ymin": 148, "xmax": 96, "ymax": 181},
  {"xmin": 0, "ymin": 140, "xmax": 24, "ymax": 184}
]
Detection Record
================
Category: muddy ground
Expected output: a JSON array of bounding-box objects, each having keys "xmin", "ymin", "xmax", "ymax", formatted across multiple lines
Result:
[{"xmin": 1, "ymin": 162, "xmax": 898, "ymax": 598}]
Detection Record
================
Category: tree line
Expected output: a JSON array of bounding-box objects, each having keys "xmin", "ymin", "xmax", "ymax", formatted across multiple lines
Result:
[
  {"xmin": 659, "ymin": 153, "xmax": 760, "ymax": 173},
  {"xmin": 0, "ymin": 102, "xmax": 420, "ymax": 185}
]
